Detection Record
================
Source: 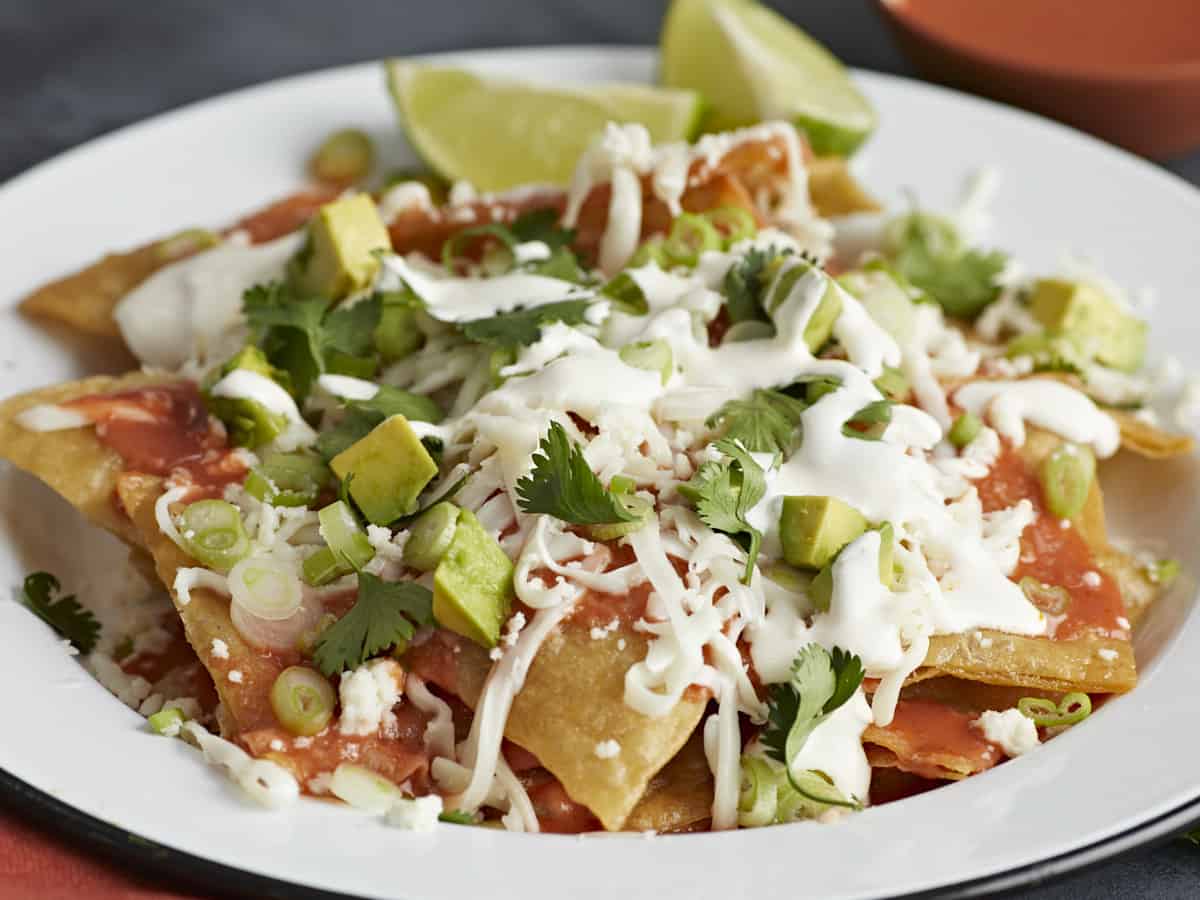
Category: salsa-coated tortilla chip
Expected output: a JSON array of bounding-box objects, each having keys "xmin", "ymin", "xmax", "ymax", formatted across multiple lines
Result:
[
  {"xmin": 862, "ymin": 699, "xmax": 1000, "ymax": 780},
  {"xmin": 116, "ymin": 473, "xmax": 282, "ymax": 737},
  {"xmin": 424, "ymin": 625, "xmax": 707, "ymax": 831},
  {"xmin": 0, "ymin": 373, "xmax": 182, "ymax": 547}
]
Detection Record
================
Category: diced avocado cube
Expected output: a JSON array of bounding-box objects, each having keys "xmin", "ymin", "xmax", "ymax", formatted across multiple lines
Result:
[
  {"xmin": 432, "ymin": 509, "xmax": 515, "ymax": 648},
  {"xmin": 1004, "ymin": 330, "xmax": 1087, "ymax": 373},
  {"xmin": 618, "ymin": 339, "xmax": 674, "ymax": 385},
  {"xmin": 779, "ymin": 495, "xmax": 868, "ymax": 570},
  {"xmin": 330, "ymin": 414, "xmax": 438, "ymax": 525},
  {"xmin": 1028, "ymin": 278, "xmax": 1147, "ymax": 373},
  {"xmin": 296, "ymin": 194, "xmax": 392, "ymax": 299}
]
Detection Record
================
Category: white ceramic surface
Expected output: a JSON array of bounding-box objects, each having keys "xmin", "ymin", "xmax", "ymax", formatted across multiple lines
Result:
[{"xmin": 1, "ymin": 46, "xmax": 1199, "ymax": 900}]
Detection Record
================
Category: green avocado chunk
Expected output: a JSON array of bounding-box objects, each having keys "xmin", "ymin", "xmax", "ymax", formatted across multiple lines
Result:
[
  {"xmin": 1028, "ymin": 278, "xmax": 1147, "ymax": 373},
  {"xmin": 808, "ymin": 524, "xmax": 894, "ymax": 612},
  {"xmin": 330, "ymin": 414, "xmax": 438, "ymax": 525},
  {"xmin": 779, "ymin": 495, "xmax": 868, "ymax": 570},
  {"xmin": 767, "ymin": 263, "xmax": 843, "ymax": 352},
  {"xmin": 295, "ymin": 193, "xmax": 392, "ymax": 299},
  {"xmin": 432, "ymin": 509, "xmax": 515, "ymax": 648}
]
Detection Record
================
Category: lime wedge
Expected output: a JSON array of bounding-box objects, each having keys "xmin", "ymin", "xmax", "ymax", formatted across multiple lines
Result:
[
  {"xmin": 386, "ymin": 63, "xmax": 705, "ymax": 191},
  {"xmin": 660, "ymin": 0, "xmax": 876, "ymax": 156},
  {"xmin": 583, "ymin": 83, "xmax": 706, "ymax": 144}
]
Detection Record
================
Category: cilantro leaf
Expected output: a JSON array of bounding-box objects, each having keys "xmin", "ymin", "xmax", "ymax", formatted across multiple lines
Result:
[
  {"xmin": 461, "ymin": 299, "xmax": 593, "ymax": 349},
  {"xmin": 706, "ymin": 389, "xmax": 807, "ymax": 456},
  {"xmin": 761, "ymin": 644, "xmax": 864, "ymax": 783},
  {"xmin": 677, "ymin": 438, "xmax": 767, "ymax": 583},
  {"xmin": 243, "ymin": 283, "xmax": 382, "ymax": 399},
  {"xmin": 722, "ymin": 246, "xmax": 792, "ymax": 324},
  {"xmin": 886, "ymin": 214, "xmax": 1007, "ymax": 319},
  {"xmin": 20, "ymin": 571, "xmax": 100, "ymax": 654},
  {"xmin": 311, "ymin": 572, "xmax": 433, "ymax": 676},
  {"xmin": 515, "ymin": 421, "xmax": 637, "ymax": 525},
  {"xmin": 316, "ymin": 385, "xmax": 444, "ymax": 462},
  {"xmin": 509, "ymin": 207, "xmax": 576, "ymax": 251}
]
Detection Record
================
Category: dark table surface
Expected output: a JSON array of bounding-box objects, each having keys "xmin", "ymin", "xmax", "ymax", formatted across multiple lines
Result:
[{"xmin": 3, "ymin": 1, "xmax": 1200, "ymax": 897}]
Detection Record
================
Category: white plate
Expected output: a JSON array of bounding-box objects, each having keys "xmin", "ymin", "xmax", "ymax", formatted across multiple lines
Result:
[{"xmin": 2, "ymin": 46, "xmax": 1200, "ymax": 900}]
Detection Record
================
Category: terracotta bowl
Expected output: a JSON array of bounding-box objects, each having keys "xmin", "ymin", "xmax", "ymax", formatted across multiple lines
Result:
[{"xmin": 875, "ymin": 0, "xmax": 1200, "ymax": 159}]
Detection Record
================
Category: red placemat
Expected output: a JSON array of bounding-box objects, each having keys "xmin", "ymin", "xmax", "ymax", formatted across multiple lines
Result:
[{"xmin": 0, "ymin": 807, "xmax": 197, "ymax": 900}]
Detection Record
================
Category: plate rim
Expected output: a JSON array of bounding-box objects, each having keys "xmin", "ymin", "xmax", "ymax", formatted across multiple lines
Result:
[{"xmin": 3, "ymin": 44, "xmax": 1200, "ymax": 900}]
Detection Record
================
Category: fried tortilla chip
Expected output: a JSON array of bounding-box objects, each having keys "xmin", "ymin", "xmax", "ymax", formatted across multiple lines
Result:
[
  {"xmin": 0, "ymin": 373, "xmax": 182, "ymax": 547},
  {"xmin": 424, "ymin": 625, "xmax": 707, "ymax": 831},
  {"xmin": 862, "ymin": 699, "xmax": 1000, "ymax": 780},
  {"xmin": 116, "ymin": 473, "xmax": 281, "ymax": 736},
  {"xmin": 914, "ymin": 630, "xmax": 1135, "ymax": 693},
  {"xmin": 1110, "ymin": 409, "xmax": 1196, "ymax": 459},
  {"xmin": 623, "ymin": 728, "xmax": 713, "ymax": 833},
  {"xmin": 807, "ymin": 156, "xmax": 881, "ymax": 218},
  {"xmin": 19, "ymin": 239, "xmax": 203, "ymax": 339}
]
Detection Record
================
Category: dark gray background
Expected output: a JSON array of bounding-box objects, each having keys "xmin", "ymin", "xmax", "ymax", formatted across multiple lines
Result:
[{"xmin": 3, "ymin": 1, "xmax": 1199, "ymax": 897}]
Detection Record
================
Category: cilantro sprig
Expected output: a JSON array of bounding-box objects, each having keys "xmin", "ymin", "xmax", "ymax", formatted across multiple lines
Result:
[
  {"xmin": 886, "ymin": 213, "xmax": 1007, "ymax": 319},
  {"xmin": 761, "ymin": 645, "xmax": 864, "ymax": 808},
  {"xmin": 312, "ymin": 572, "xmax": 433, "ymax": 676},
  {"xmin": 243, "ymin": 283, "xmax": 382, "ymax": 399},
  {"xmin": 706, "ymin": 389, "xmax": 807, "ymax": 456},
  {"xmin": 460, "ymin": 299, "xmax": 593, "ymax": 349},
  {"xmin": 515, "ymin": 421, "xmax": 637, "ymax": 526},
  {"xmin": 678, "ymin": 438, "xmax": 767, "ymax": 583},
  {"xmin": 20, "ymin": 572, "xmax": 100, "ymax": 654}
]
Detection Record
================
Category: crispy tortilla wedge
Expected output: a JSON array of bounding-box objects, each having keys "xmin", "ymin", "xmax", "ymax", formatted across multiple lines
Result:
[
  {"xmin": 807, "ymin": 156, "xmax": 881, "ymax": 217},
  {"xmin": 863, "ymin": 698, "xmax": 1000, "ymax": 781},
  {"xmin": 0, "ymin": 373, "xmax": 183, "ymax": 547},
  {"xmin": 427, "ymin": 626, "xmax": 707, "ymax": 832},
  {"xmin": 623, "ymin": 729, "xmax": 713, "ymax": 833},
  {"xmin": 1110, "ymin": 408, "xmax": 1196, "ymax": 459}
]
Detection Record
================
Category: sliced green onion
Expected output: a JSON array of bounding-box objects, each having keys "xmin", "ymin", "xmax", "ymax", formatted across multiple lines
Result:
[
  {"xmin": 584, "ymin": 494, "xmax": 654, "ymax": 542},
  {"xmin": 609, "ymin": 475, "xmax": 636, "ymax": 495},
  {"xmin": 663, "ymin": 213, "xmax": 721, "ymax": 268},
  {"xmin": 374, "ymin": 291, "xmax": 424, "ymax": 362},
  {"xmin": 245, "ymin": 452, "xmax": 329, "ymax": 508},
  {"xmin": 1018, "ymin": 692, "xmax": 1092, "ymax": 727},
  {"xmin": 318, "ymin": 501, "xmax": 376, "ymax": 571},
  {"xmin": 843, "ymin": 400, "xmax": 893, "ymax": 440},
  {"xmin": 325, "ymin": 349, "xmax": 380, "ymax": 380},
  {"xmin": 403, "ymin": 502, "xmax": 461, "ymax": 572},
  {"xmin": 178, "ymin": 500, "xmax": 251, "ymax": 573},
  {"xmin": 723, "ymin": 320, "xmax": 776, "ymax": 343},
  {"xmin": 737, "ymin": 755, "xmax": 779, "ymax": 827},
  {"xmin": 302, "ymin": 547, "xmax": 345, "ymax": 587},
  {"xmin": 618, "ymin": 339, "xmax": 673, "ymax": 385},
  {"xmin": 441, "ymin": 224, "xmax": 518, "ymax": 274},
  {"xmin": 808, "ymin": 563, "xmax": 835, "ymax": 612},
  {"xmin": 705, "ymin": 206, "xmax": 757, "ymax": 246},
  {"xmin": 310, "ymin": 129, "xmax": 374, "ymax": 186},
  {"xmin": 270, "ymin": 666, "xmax": 336, "ymax": 736},
  {"xmin": 1020, "ymin": 576, "xmax": 1071, "ymax": 615},
  {"xmin": 629, "ymin": 235, "xmax": 668, "ymax": 268},
  {"xmin": 438, "ymin": 809, "xmax": 478, "ymax": 825},
  {"xmin": 601, "ymin": 272, "xmax": 649, "ymax": 315},
  {"xmin": 229, "ymin": 556, "xmax": 304, "ymax": 621},
  {"xmin": 155, "ymin": 228, "xmax": 219, "ymax": 262},
  {"xmin": 873, "ymin": 366, "xmax": 909, "ymax": 402},
  {"xmin": 782, "ymin": 769, "xmax": 859, "ymax": 812},
  {"xmin": 1147, "ymin": 558, "xmax": 1181, "ymax": 586},
  {"xmin": 147, "ymin": 706, "xmax": 185, "ymax": 736},
  {"xmin": 330, "ymin": 763, "xmax": 405, "ymax": 813},
  {"xmin": 805, "ymin": 377, "xmax": 841, "ymax": 404},
  {"xmin": 948, "ymin": 411, "xmax": 982, "ymax": 449},
  {"xmin": 1038, "ymin": 442, "xmax": 1096, "ymax": 519}
]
